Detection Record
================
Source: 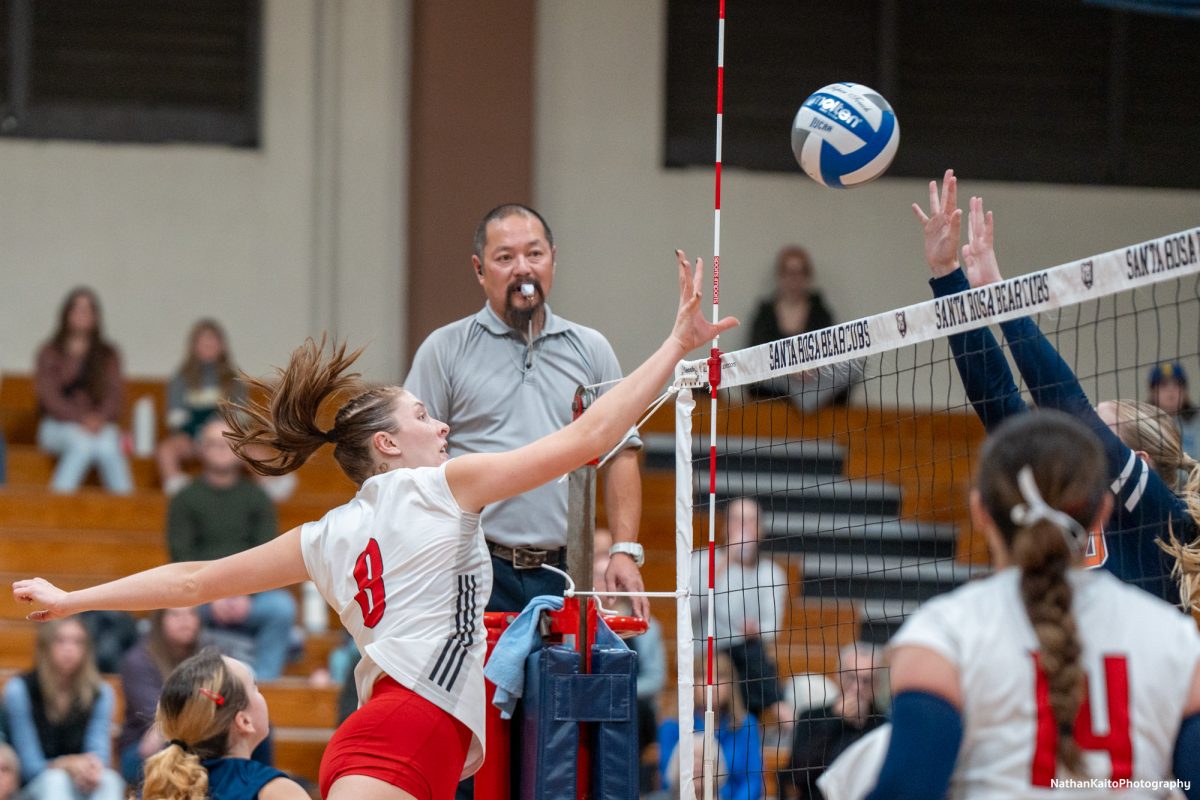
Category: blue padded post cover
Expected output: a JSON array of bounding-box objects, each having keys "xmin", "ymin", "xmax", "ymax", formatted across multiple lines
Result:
[
  {"xmin": 588, "ymin": 647, "xmax": 639, "ymax": 800},
  {"xmin": 521, "ymin": 645, "xmax": 580, "ymax": 800}
]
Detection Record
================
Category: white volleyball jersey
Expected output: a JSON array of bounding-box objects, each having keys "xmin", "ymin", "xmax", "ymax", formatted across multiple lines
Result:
[
  {"xmin": 888, "ymin": 568, "xmax": 1200, "ymax": 799},
  {"xmin": 300, "ymin": 463, "xmax": 491, "ymax": 778}
]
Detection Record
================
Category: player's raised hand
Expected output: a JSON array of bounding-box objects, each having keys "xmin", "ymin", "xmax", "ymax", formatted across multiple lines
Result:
[
  {"xmin": 671, "ymin": 249, "xmax": 738, "ymax": 353},
  {"xmin": 912, "ymin": 168, "xmax": 963, "ymax": 278},
  {"xmin": 12, "ymin": 577, "xmax": 71, "ymax": 622},
  {"xmin": 961, "ymin": 196, "xmax": 1003, "ymax": 287}
]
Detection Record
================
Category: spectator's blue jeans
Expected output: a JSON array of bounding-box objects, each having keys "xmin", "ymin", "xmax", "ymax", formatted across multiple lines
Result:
[
  {"xmin": 202, "ymin": 589, "xmax": 297, "ymax": 680},
  {"xmin": 37, "ymin": 418, "xmax": 132, "ymax": 494},
  {"xmin": 20, "ymin": 766, "xmax": 124, "ymax": 800}
]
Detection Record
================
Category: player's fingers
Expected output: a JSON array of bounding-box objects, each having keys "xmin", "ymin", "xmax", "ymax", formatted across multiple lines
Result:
[
  {"xmin": 928, "ymin": 180, "xmax": 939, "ymax": 214},
  {"xmin": 943, "ymin": 170, "xmax": 957, "ymax": 213},
  {"xmin": 675, "ymin": 249, "xmax": 691, "ymax": 296},
  {"xmin": 985, "ymin": 210, "xmax": 994, "ymax": 242},
  {"xmin": 714, "ymin": 315, "xmax": 739, "ymax": 335},
  {"xmin": 911, "ymin": 203, "xmax": 930, "ymax": 225}
]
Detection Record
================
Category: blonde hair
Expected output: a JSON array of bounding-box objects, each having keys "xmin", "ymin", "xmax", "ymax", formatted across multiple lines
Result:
[
  {"xmin": 141, "ymin": 649, "xmax": 249, "ymax": 800},
  {"xmin": 976, "ymin": 411, "xmax": 1109, "ymax": 776},
  {"xmin": 1105, "ymin": 400, "xmax": 1196, "ymax": 491},
  {"xmin": 1158, "ymin": 464, "xmax": 1200, "ymax": 611},
  {"xmin": 221, "ymin": 336, "xmax": 405, "ymax": 486},
  {"xmin": 34, "ymin": 618, "xmax": 101, "ymax": 724}
]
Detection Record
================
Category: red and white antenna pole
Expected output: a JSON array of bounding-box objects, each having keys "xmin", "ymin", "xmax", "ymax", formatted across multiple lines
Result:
[{"xmin": 702, "ymin": 2, "xmax": 725, "ymax": 798}]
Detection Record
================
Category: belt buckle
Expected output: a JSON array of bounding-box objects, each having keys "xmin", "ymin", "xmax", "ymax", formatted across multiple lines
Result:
[{"xmin": 512, "ymin": 547, "xmax": 546, "ymax": 570}]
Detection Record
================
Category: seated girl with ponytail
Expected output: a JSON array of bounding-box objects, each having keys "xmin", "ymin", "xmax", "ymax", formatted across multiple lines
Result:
[
  {"xmin": 13, "ymin": 251, "xmax": 736, "ymax": 800},
  {"xmin": 914, "ymin": 171, "xmax": 1200, "ymax": 607},
  {"xmin": 142, "ymin": 648, "xmax": 306, "ymax": 800},
  {"xmin": 855, "ymin": 411, "xmax": 1200, "ymax": 799}
]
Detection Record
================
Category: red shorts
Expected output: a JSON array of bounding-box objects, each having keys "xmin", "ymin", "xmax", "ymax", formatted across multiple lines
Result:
[{"xmin": 319, "ymin": 676, "xmax": 472, "ymax": 800}]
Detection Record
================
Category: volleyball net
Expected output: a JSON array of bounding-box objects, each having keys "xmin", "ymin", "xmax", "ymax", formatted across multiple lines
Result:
[{"xmin": 666, "ymin": 227, "xmax": 1200, "ymax": 799}]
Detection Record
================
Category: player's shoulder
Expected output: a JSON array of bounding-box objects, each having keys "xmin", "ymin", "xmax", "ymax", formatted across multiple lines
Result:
[
  {"xmin": 547, "ymin": 309, "xmax": 615, "ymax": 350},
  {"xmin": 415, "ymin": 313, "xmax": 483, "ymax": 352},
  {"xmin": 1080, "ymin": 569, "xmax": 1195, "ymax": 630}
]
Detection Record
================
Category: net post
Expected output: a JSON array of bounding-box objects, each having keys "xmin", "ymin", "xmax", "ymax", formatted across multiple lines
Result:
[
  {"xmin": 566, "ymin": 387, "xmax": 596, "ymax": 652},
  {"xmin": 674, "ymin": 376, "xmax": 697, "ymax": 799}
]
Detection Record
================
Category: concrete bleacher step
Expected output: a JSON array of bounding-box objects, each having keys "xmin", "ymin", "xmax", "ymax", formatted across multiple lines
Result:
[
  {"xmin": 760, "ymin": 512, "xmax": 959, "ymax": 560},
  {"xmin": 799, "ymin": 553, "xmax": 986, "ymax": 603},
  {"xmin": 641, "ymin": 433, "xmax": 846, "ymax": 476},
  {"xmin": 699, "ymin": 471, "xmax": 903, "ymax": 517}
]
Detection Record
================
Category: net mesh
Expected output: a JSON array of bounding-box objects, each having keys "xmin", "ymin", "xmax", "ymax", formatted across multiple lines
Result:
[{"xmin": 667, "ymin": 230, "xmax": 1200, "ymax": 799}]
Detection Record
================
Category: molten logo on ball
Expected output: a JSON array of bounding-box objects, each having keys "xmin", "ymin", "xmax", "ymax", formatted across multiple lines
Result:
[{"xmin": 792, "ymin": 82, "xmax": 899, "ymax": 189}]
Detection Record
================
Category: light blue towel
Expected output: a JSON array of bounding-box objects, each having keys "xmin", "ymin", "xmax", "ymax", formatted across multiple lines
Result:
[{"xmin": 485, "ymin": 594, "xmax": 629, "ymax": 719}]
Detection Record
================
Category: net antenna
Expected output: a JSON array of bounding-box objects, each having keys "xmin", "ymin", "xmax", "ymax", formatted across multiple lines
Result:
[{"xmin": 698, "ymin": 3, "xmax": 727, "ymax": 799}]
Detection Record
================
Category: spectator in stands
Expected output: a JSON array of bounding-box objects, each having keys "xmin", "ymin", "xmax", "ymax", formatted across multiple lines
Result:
[
  {"xmin": 166, "ymin": 418, "xmax": 297, "ymax": 680},
  {"xmin": 1, "ymin": 617, "xmax": 124, "ymax": 799},
  {"xmin": 116, "ymin": 607, "xmax": 201, "ymax": 785},
  {"xmin": 786, "ymin": 642, "xmax": 886, "ymax": 799},
  {"xmin": 659, "ymin": 651, "xmax": 765, "ymax": 800},
  {"xmin": 0, "ymin": 744, "xmax": 17, "ymax": 800},
  {"xmin": 691, "ymin": 498, "xmax": 789, "ymax": 722},
  {"xmin": 34, "ymin": 287, "xmax": 132, "ymax": 494},
  {"xmin": 141, "ymin": 648, "xmax": 307, "ymax": 800},
  {"xmin": 158, "ymin": 319, "xmax": 247, "ymax": 496},
  {"xmin": 594, "ymin": 528, "xmax": 666, "ymax": 793},
  {"xmin": 78, "ymin": 610, "xmax": 139, "ymax": 674},
  {"xmin": 157, "ymin": 320, "xmax": 296, "ymax": 502},
  {"xmin": 749, "ymin": 246, "xmax": 860, "ymax": 409},
  {"xmin": 1149, "ymin": 361, "xmax": 1200, "ymax": 459}
]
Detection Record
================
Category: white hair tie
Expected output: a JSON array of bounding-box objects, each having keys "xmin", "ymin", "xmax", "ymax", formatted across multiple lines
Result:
[{"xmin": 1009, "ymin": 466, "xmax": 1089, "ymax": 554}]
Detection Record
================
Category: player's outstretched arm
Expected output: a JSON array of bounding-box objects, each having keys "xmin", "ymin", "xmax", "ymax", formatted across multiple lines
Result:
[
  {"xmin": 920, "ymin": 176, "xmax": 1026, "ymax": 432},
  {"xmin": 13, "ymin": 528, "xmax": 309, "ymax": 622},
  {"xmin": 447, "ymin": 250, "xmax": 737, "ymax": 513}
]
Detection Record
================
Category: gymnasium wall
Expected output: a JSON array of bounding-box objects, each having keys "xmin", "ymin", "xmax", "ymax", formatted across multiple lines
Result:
[
  {"xmin": 0, "ymin": 0, "xmax": 409, "ymax": 381},
  {"xmin": 0, "ymin": 0, "xmax": 1194, "ymax": 408},
  {"xmin": 534, "ymin": 1, "xmax": 1200, "ymax": 406}
]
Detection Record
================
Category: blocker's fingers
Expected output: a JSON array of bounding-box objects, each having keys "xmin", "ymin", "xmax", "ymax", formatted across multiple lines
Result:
[
  {"xmin": 984, "ymin": 210, "xmax": 994, "ymax": 242},
  {"xmin": 911, "ymin": 203, "xmax": 930, "ymax": 225},
  {"xmin": 928, "ymin": 180, "xmax": 940, "ymax": 215},
  {"xmin": 692, "ymin": 256, "xmax": 705, "ymax": 297},
  {"xmin": 943, "ymin": 170, "xmax": 957, "ymax": 213}
]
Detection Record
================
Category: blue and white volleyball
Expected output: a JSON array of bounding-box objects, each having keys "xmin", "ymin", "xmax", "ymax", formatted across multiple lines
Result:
[{"xmin": 791, "ymin": 82, "xmax": 899, "ymax": 189}]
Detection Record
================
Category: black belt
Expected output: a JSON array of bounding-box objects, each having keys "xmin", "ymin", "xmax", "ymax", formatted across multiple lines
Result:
[{"xmin": 487, "ymin": 541, "xmax": 567, "ymax": 570}]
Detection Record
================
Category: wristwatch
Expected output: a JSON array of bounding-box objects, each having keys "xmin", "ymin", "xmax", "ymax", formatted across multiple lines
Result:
[{"xmin": 608, "ymin": 541, "xmax": 645, "ymax": 567}]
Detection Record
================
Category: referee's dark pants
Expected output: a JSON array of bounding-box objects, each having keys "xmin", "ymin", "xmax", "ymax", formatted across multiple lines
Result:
[{"xmin": 455, "ymin": 548, "xmax": 568, "ymax": 799}]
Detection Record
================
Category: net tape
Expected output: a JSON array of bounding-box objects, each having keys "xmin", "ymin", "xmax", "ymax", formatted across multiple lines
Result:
[{"xmin": 674, "ymin": 227, "xmax": 1200, "ymax": 390}]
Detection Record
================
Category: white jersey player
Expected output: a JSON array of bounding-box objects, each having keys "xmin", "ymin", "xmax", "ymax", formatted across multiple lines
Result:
[
  {"xmin": 12, "ymin": 251, "xmax": 737, "ymax": 800},
  {"xmin": 848, "ymin": 411, "xmax": 1200, "ymax": 800}
]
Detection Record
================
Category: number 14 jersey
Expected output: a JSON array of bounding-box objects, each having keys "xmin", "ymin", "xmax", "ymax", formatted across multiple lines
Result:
[
  {"xmin": 300, "ymin": 463, "xmax": 492, "ymax": 778},
  {"xmin": 891, "ymin": 567, "xmax": 1200, "ymax": 797}
]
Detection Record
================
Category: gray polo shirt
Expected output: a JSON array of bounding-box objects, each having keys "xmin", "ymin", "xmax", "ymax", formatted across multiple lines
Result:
[{"xmin": 404, "ymin": 303, "xmax": 641, "ymax": 549}]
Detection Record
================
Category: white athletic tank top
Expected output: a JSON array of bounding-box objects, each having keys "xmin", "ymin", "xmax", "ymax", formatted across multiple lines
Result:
[{"xmin": 300, "ymin": 463, "xmax": 491, "ymax": 778}]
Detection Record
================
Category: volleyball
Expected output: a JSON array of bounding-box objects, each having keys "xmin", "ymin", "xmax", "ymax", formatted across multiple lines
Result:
[{"xmin": 791, "ymin": 82, "xmax": 899, "ymax": 189}]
